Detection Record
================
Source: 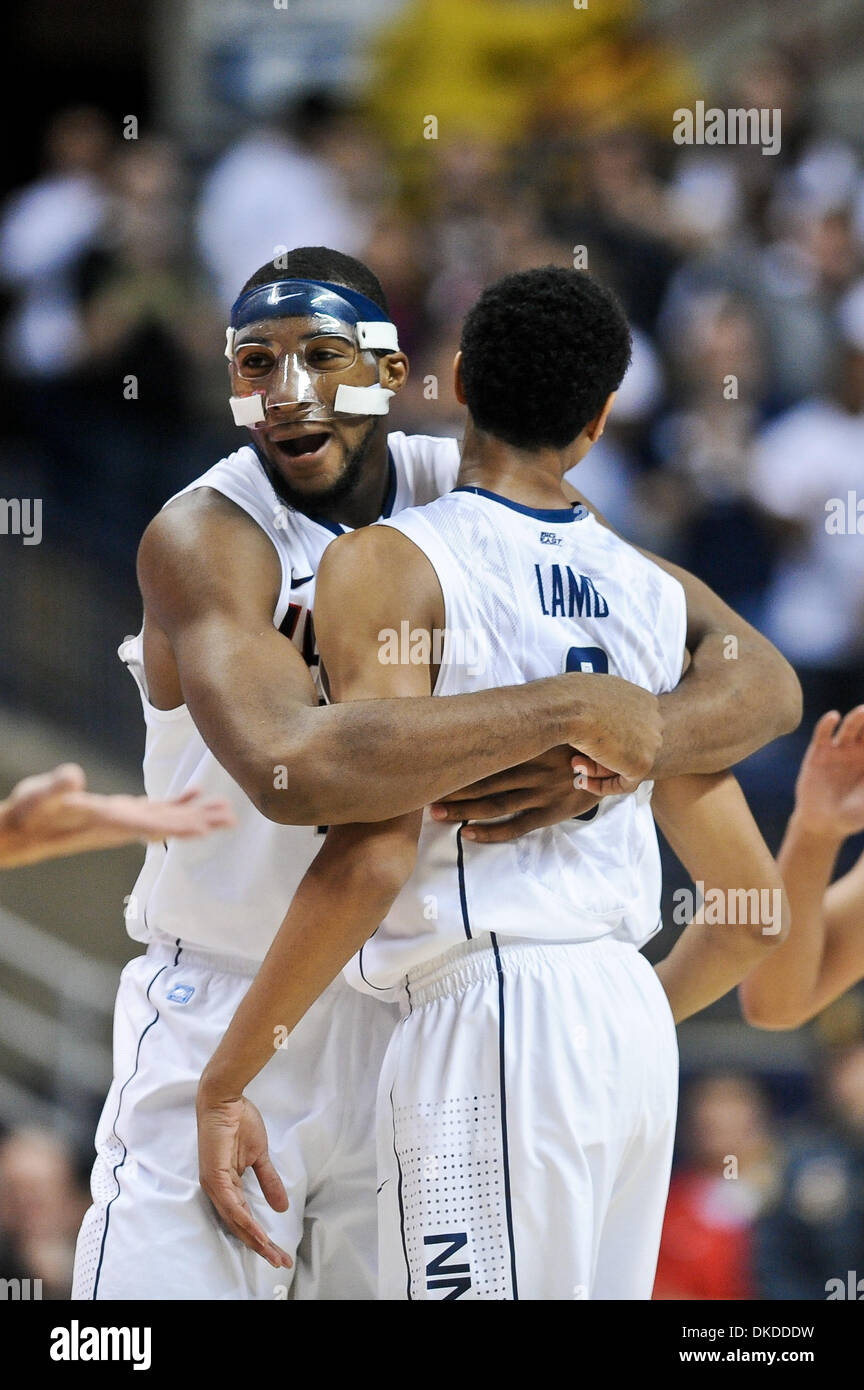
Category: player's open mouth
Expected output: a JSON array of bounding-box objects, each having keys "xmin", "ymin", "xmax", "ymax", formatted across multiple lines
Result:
[{"xmin": 272, "ymin": 432, "xmax": 332, "ymax": 462}]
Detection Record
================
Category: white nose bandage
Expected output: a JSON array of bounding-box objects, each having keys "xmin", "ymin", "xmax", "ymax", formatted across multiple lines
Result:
[
  {"xmin": 229, "ymin": 383, "xmax": 394, "ymax": 425},
  {"xmin": 333, "ymin": 384, "xmax": 395, "ymax": 414},
  {"xmin": 229, "ymin": 392, "xmax": 267, "ymax": 426}
]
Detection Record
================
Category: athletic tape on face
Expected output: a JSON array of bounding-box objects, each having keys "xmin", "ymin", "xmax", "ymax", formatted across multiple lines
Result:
[{"xmin": 225, "ymin": 279, "xmax": 399, "ymax": 425}]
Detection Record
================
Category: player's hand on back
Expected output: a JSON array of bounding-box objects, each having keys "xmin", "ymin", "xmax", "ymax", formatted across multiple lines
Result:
[
  {"xmin": 793, "ymin": 707, "xmax": 864, "ymax": 839},
  {"xmin": 427, "ymin": 676, "xmax": 658, "ymax": 843},
  {"xmin": 569, "ymin": 754, "xmax": 643, "ymax": 799},
  {"xmin": 196, "ymin": 1088, "xmax": 292, "ymax": 1269},
  {"xmin": 429, "ymin": 746, "xmax": 606, "ymax": 843},
  {"xmin": 565, "ymin": 674, "xmax": 663, "ymax": 784}
]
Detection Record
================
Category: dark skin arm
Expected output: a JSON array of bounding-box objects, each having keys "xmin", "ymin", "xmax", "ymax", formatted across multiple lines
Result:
[
  {"xmin": 570, "ymin": 482, "xmax": 803, "ymax": 770},
  {"xmin": 138, "ymin": 489, "xmax": 664, "ymax": 827},
  {"xmin": 196, "ymin": 527, "xmax": 448, "ymax": 1262}
]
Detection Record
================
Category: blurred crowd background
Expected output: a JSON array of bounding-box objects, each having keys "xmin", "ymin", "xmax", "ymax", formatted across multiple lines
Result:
[{"xmin": 1, "ymin": 0, "xmax": 864, "ymax": 1298}]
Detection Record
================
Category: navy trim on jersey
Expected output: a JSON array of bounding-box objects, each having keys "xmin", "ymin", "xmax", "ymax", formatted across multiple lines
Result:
[
  {"xmin": 92, "ymin": 963, "xmax": 168, "ymax": 1298},
  {"xmin": 380, "ymin": 449, "xmax": 397, "ymax": 518},
  {"xmin": 455, "ymin": 824, "xmax": 473, "ymax": 940},
  {"xmin": 453, "ymin": 486, "xmax": 579, "ymax": 523},
  {"xmin": 390, "ymin": 1084, "xmax": 413, "ymax": 1300},
  {"xmin": 490, "ymin": 933, "xmax": 519, "ymax": 1300},
  {"xmin": 358, "ymin": 934, "xmax": 396, "ymax": 993},
  {"xmin": 307, "ymin": 514, "xmax": 345, "ymax": 537}
]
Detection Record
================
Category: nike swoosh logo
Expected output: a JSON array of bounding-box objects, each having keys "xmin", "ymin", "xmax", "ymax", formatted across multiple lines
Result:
[{"xmin": 291, "ymin": 574, "xmax": 314, "ymax": 587}]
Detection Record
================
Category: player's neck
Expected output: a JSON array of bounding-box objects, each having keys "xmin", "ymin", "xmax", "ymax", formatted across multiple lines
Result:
[
  {"xmin": 457, "ymin": 427, "xmax": 571, "ymax": 510},
  {"xmin": 324, "ymin": 454, "xmax": 392, "ymax": 529}
]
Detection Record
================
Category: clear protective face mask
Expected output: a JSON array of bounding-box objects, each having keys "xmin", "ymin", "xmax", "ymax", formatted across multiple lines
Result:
[{"xmin": 225, "ymin": 280, "xmax": 400, "ymax": 427}]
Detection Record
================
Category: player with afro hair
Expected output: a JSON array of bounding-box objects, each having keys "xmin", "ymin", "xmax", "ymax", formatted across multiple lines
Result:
[{"xmin": 458, "ymin": 266, "xmax": 632, "ymax": 451}]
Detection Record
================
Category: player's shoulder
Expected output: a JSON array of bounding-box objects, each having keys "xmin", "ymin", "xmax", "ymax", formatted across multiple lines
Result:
[
  {"xmin": 315, "ymin": 522, "xmax": 441, "ymax": 637},
  {"xmin": 318, "ymin": 515, "xmax": 440, "ymax": 618},
  {"xmin": 387, "ymin": 430, "xmax": 461, "ymax": 504},
  {"xmin": 321, "ymin": 516, "xmax": 428, "ymax": 580}
]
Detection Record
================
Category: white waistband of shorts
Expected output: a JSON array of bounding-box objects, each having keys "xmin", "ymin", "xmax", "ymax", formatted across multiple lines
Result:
[
  {"xmin": 145, "ymin": 938, "xmax": 260, "ymax": 978},
  {"xmin": 405, "ymin": 931, "xmax": 636, "ymax": 1007}
]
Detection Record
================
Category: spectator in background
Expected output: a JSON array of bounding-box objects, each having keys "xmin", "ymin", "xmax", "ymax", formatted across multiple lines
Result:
[
  {"xmin": 0, "ymin": 106, "xmax": 112, "ymax": 381},
  {"xmin": 421, "ymin": 139, "xmax": 530, "ymax": 335},
  {"xmin": 196, "ymin": 91, "xmax": 368, "ymax": 310},
  {"xmin": 654, "ymin": 1074, "xmax": 779, "ymax": 1300},
  {"xmin": 66, "ymin": 135, "xmax": 211, "ymax": 557},
  {"xmin": 359, "ymin": 207, "xmax": 433, "ymax": 359},
  {"xmin": 565, "ymin": 322, "xmax": 665, "ymax": 540},
  {"xmin": 758, "ymin": 203, "xmax": 863, "ymax": 404},
  {"xmin": 723, "ymin": 47, "xmax": 816, "ymax": 237},
  {"xmin": 1, "ymin": 128, "xmax": 211, "ymax": 569},
  {"xmin": 651, "ymin": 290, "xmax": 776, "ymax": 617},
  {"xmin": 0, "ymin": 1128, "xmax": 89, "ymax": 1299},
  {"xmin": 748, "ymin": 280, "xmax": 864, "ymax": 718},
  {"xmin": 369, "ymin": 0, "xmax": 696, "ymax": 167},
  {"xmin": 754, "ymin": 1044, "xmax": 864, "ymax": 1301},
  {"xmin": 394, "ymin": 328, "xmax": 465, "ymax": 441},
  {"xmin": 542, "ymin": 128, "xmax": 680, "ymax": 338}
]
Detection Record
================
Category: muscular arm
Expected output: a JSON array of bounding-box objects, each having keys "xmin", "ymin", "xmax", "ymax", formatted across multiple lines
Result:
[
  {"xmin": 653, "ymin": 772, "xmax": 788, "ymax": 1024},
  {"xmin": 196, "ymin": 529, "xmax": 445, "ymax": 1258},
  {"xmin": 565, "ymin": 483, "xmax": 803, "ymax": 773},
  {"xmin": 644, "ymin": 556, "xmax": 799, "ymax": 775},
  {"xmin": 199, "ymin": 528, "xmax": 444, "ymax": 1095},
  {"xmin": 139, "ymin": 492, "xmax": 662, "ymax": 826},
  {"xmin": 739, "ymin": 708, "xmax": 864, "ymax": 1029}
]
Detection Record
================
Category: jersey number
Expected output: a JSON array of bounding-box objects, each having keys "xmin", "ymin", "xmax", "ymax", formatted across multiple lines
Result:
[{"xmin": 565, "ymin": 646, "xmax": 609, "ymax": 821}]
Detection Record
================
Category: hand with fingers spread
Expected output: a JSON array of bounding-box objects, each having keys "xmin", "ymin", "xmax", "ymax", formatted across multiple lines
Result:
[
  {"xmin": 0, "ymin": 764, "xmax": 235, "ymax": 868},
  {"xmin": 196, "ymin": 1087, "xmax": 292, "ymax": 1270},
  {"xmin": 739, "ymin": 706, "xmax": 864, "ymax": 1030},
  {"xmin": 792, "ymin": 706, "xmax": 864, "ymax": 839}
]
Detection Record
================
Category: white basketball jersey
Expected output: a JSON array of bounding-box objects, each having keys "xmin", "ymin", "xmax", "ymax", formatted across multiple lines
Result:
[
  {"xmin": 121, "ymin": 432, "xmax": 460, "ymax": 963},
  {"xmin": 345, "ymin": 485, "xmax": 687, "ymax": 996}
]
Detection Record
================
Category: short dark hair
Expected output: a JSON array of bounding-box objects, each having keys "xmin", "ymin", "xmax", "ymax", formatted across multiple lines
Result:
[
  {"xmin": 459, "ymin": 266, "xmax": 631, "ymax": 450},
  {"xmin": 238, "ymin": 247, "xmax": 389, "ymax": 316}
]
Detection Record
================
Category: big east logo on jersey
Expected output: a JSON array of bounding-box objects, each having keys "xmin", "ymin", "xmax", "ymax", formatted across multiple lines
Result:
[{"xmin": 535, "ymin": 564, "xmax": 609, "ymax": 619}]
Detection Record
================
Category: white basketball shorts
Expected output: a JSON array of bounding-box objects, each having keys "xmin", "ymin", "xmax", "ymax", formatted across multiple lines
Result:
[
  {"xmin": 376, "ymin": 933, "xmax": 678, "ymax": 1300},
  {"xmin": 73, "ymin": 941, "xmax": 398, "ymax": 1300}
]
